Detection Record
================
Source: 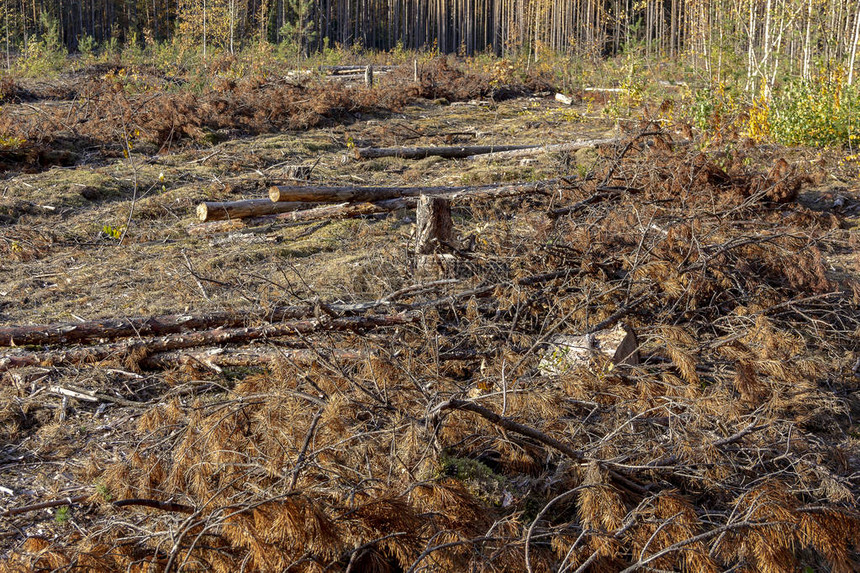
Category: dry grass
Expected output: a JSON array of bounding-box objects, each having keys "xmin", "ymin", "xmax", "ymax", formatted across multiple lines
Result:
[{"xmin": 1, "ymin": 63, "xmax": 859, "ymax": 573}]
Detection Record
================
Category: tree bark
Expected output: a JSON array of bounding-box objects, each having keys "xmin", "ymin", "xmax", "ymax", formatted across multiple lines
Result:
[
  {"xmin": 467, "ymin": 137, "xmax": 622, "ymax": 161},
  {"xmin": 415, "ymin": 195, "xmax": 454, "ymax": 254},
  {"xmin": 321, "ymin": 65, "xmax": 395, "ymax": 74},
  {"xmin": 0, "ymin": 303, "xmax": 392, "ymax": 347},
  {"xmin": 197, "ymin": 199, "xmax": 319, "ymax": 222},
  {"xmin": 268, "ymin": 181, "xmax": 552, "ymax": 203},
  {"xmin": 0, "ymin": 313, "xmax": 418, "ymax": 372},
  {"xmin": 353, "ymin": 143, "xmax": 540, "ymax": 160}
]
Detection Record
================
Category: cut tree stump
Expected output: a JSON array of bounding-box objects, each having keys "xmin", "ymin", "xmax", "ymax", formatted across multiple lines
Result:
[
  {"xmin": 415, "ymin": 195, "xmax": 454, "ymax": 255},
  {"xmin": 414, "ymin": 195, "xmax": 461, "ymax": 279},
  {"xmin": 197, "ymin": 199, "xmax": 318, "ymax": 222},
  {"xmin": 538, "ymin": 323, "xmax": 640, "ymax": 376}
]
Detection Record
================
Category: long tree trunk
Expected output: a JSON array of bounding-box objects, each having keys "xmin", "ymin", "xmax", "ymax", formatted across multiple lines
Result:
[
  {"xmin": 268, "ymin": 180, "xmax": 551, "ymax": 203},
  {"xmin": 0, "ymin": 314, "xmax": 418, "ymax": 372}
]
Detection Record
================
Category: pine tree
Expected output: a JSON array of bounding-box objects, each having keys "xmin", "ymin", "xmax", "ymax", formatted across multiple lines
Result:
[{"xmin": 279, "ymin": 0, "xmax": 317, "ymax": 59}]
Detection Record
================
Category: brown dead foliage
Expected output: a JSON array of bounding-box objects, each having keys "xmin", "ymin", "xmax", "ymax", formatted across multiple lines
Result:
[
  {"xmin": 1, "ymin": 130, "xmax": 858, "ymax": 572},
  {"xmin": 0, "ymin": 58, "xmax": 530, "ymax": 174}
]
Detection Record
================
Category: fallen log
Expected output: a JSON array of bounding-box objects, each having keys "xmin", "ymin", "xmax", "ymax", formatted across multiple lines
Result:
[
  {"xmin": 197, "ymin": 199, "xmax": 318, "ymax": 222},
  {"xmin": 467, "ymin": 137, "xmax": 621, "ymax": 161},
  {"xmin": 215, "ymin": 182, "xmax": 550, "ymax": 228},
  {"xmin": 0, "ymin": 302, "xmax": 392, "ymax": 347},
  {"xmin": 0, "ymin": 313, "xmax": 418, "ymax": 372},
  {"xmin": 271, "ymin": 198, "xmax": 415, "ymax": 221},
  {"xmin": 353, "ymin": 143, "xmax": 539, "ymax": 161},
  {"xmin": 322, "ymin": 65, "xmax": 395, "ymax": 75},
  {"xmin": 186, "ymin": 199, "xmax": 413, "ymax": 233},
  {"xmin": 0, "ymin": 264, "xmax": 579, "ymax": 351},
  {"xmin": 268, "ymin": 180, "xmax": 552, "ymax": 203}
]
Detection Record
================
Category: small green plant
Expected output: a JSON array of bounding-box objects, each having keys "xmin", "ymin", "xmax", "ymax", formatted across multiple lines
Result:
[
  {"xmin": 55, "ymin": 505, "xmax": 70, "ymax": 524},
  {"xmin": 78, "ymin": 34, "xmax": 97, "ymax": 62},
  {"xmin": 102, "ymin": 224, "xmax": 123, "ymax": 240},
  {"xmin": 0, "ymin": 134, "xmax": 26, "ymax": 149},
  {"xmin": 438, "ymin": 453, "xmax": 508, "ymax": 505},
  {"xmin": 95, "ymin": 482, "xmax": 113, "ymax": 502},
  {"xmin": 688, "ymin": 81, "xmax": 741, "ymax": 134}
]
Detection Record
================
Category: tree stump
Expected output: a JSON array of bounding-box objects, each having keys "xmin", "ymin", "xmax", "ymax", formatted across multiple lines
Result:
[
  {"xmin": 365, "ymin": 65, "xmax": 374, "ymax": 87},
  {"xmin": 415, "ymin": 195, "xmax": 456, "ymax": 278},
  {"xmin": 415, "ymin": 195, "xmax": 454, "ymax": 254}
]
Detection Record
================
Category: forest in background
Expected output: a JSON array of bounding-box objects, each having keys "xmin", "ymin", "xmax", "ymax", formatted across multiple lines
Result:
[{"xmin": 2, "ymin": 0, "xmax": 860, "ymax": 89}]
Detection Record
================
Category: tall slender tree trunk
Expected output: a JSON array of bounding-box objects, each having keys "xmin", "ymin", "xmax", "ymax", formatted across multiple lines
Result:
[
  {"xmin": 848, "ymin": 5, "xmax": 860, "ymax": 85},
  {"xmin": 747, "ymin": 0, "xmax": 757, "ymax": 90},
  {"xmin": 802, "ymin": 0, "xmax": 813, "ymax": 79}
]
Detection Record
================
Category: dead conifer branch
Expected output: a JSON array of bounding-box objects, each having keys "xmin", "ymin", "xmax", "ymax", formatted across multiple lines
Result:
[{"xmin": 1, "ymin": 495, "xmax": 194, "ymax": 518}]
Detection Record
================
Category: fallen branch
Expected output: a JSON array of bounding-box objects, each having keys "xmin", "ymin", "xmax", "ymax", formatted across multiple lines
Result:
[
  {"xmin": 1, "ymin": 495, "xmax": 194, "ymax": 517},
  {"xmin": 0, "ymin": 313, "xmax": 418, "ymax": 372},
  {"xmin": 196, "ymin": 199, "xmax": 319, "ymax": 222},
  {"xmin": 1, "ymin": 495, "xmax": 89, "ymax": 517},
  {"xmin": 111, "ymin": 498, "xmax": 195, "ymax": 514},
  {"xmin": 321, "ymin": 64, "xmax": 395, "ymax": 75},
  {"xmin": 431, "ymin": 398, "xmax": 648, "ymax": 495},
  {"xmin": 48, "ymin": 384, "xmax": 146, "ymax": 407},
  {"xmin": 431, "ymin": 398, "xmax": 587, "ymax": 462}
]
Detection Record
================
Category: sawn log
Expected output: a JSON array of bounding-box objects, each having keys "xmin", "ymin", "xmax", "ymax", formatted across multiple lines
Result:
[
  {"xmin": 268, "ymin": 180, "xmax": 552, "ymax": 203},
  {"xmin": 197, "ymin": 199, "xmax": 319, "ymax": 222}
]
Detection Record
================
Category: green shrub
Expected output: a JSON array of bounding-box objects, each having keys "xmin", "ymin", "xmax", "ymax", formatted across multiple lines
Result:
[
  {"xmin": 768, "ymin": 69, "xmax": 860, "ymax": 147},
  {"xmin": 17, "ymin": 13, "xmax": 67, "ymax": 77}
]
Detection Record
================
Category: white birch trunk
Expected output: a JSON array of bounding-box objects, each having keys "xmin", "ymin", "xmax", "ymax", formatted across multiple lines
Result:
[{"xmin": 849, "ymin": 5, "xmax": 860, "ymax": 85}]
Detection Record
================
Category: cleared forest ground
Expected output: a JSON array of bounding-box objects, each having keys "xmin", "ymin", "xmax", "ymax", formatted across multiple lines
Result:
[{"xmin": 1, "ymin": 61, "xmax": 859, "ymax": 572}]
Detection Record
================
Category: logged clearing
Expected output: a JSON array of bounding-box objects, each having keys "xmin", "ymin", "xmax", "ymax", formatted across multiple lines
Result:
[{"xmin": 1, "ymin": 62, "xmax": 860, "ymax": 572}]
